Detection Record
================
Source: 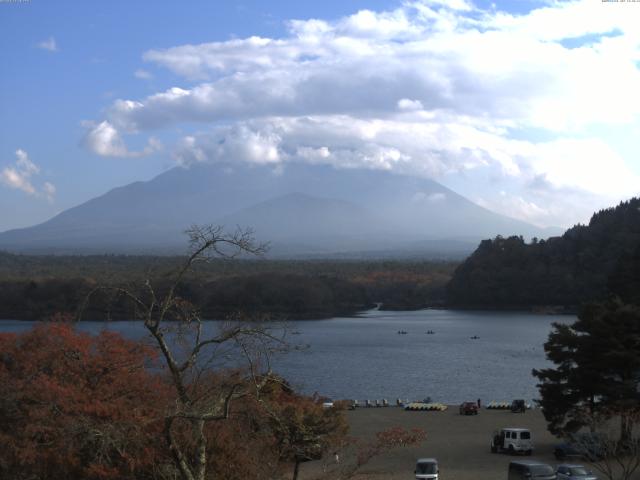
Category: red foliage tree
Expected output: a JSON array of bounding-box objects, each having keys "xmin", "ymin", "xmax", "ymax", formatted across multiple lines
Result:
[
  {"xmin": 264, "ymin": 387, "xmax": 349, "ymax": 480},
  {"xmin": 0, "ymin": 320, "xmax": 350, "ymax": 480},
  {"xmin": 0, "ymin": 321, "xmax": 170, "ymax": 480}
]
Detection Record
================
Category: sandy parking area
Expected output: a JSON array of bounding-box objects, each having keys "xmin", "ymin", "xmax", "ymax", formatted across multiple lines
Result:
[{"xmin": 299, "ymin": 406, "xmax": 639, "ymax": 480}]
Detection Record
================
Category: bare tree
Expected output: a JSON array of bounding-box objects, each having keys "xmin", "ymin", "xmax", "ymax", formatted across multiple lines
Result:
[
  {"xmin": 571, "ymin": 409, "xmax": 640, "ymax": 480},
  {"xmin": 81, "ymin": 225, "xmax": 288, "ymax": 480},
  {"xmin": 314, "ymin": 427, "xmax": 426, "ymax": 480}
]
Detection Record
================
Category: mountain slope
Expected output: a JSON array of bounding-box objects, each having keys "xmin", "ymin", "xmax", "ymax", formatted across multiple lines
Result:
[{"xmin": 0, "ymin": 162, "xmax": 558, "ymax": 256}]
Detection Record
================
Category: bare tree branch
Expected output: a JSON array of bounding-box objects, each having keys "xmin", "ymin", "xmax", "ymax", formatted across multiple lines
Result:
[{"xmin": 79, "ymin": 224, "xmax": 280, "ymax": 480}]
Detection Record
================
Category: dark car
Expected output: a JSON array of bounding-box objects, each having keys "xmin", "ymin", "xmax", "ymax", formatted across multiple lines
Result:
[
  {"xmin": 554, "ymin": 442, "xmax": 583, "ymax": 460},
  {"xmin": 555, "ymin": 433, "xmax": 606, "ymax": 461},
  {"xmin": 556, "ymin": 464, "xmax": 599, "ymax": 480},
  {"xmin": 508, "ymin": 460, "xmax": 556, "ymax": 480},
  {"xmin": 459, "ymin": 401, "xmax": 479, "ymax": 415},
  {"xmin": 570, "ymin": 432, "xmax": 606, "ymax": 460},
  {"xmin": 511, "ymin": 399, "xmax": 526, "ymax": 413}
]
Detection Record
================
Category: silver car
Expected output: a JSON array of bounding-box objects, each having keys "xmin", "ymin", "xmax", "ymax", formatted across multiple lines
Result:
[{"xmin": 556, "ymin": 464, "xmax": 598, "ymax": 480}]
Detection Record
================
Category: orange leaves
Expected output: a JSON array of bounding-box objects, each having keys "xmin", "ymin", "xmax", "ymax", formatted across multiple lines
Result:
[
  {"xmin": 0, "ymin": 320, "xmax": 169, "ymax": 479},
  {"xmin": 375, "ymin": 426, "xmax": 427, "ymax": 448}
]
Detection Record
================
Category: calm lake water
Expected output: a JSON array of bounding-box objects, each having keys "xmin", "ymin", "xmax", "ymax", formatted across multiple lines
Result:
[{"xmin": 0, "ymin": 309, "xmax": 572, "ymax": 404}]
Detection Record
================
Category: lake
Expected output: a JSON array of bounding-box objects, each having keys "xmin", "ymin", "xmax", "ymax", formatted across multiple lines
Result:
[{"xmin": 0, "ymin": 308, "xmax": 572, "ymax": 404}]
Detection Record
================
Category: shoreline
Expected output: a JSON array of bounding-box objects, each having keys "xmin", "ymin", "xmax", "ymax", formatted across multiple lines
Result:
[{"xmin": 0, "ymin": 304, "xmax": 578, "ymax": 322}]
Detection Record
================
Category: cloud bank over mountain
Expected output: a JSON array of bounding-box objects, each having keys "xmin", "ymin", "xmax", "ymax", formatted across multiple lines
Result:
[{"xmin": 81, "ymin": 0, "xmax": 640, "ymax": 228}]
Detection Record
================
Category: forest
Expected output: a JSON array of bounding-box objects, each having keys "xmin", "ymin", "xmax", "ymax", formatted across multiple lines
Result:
[
  {"xmin": 0, "ymin": 253, "xmax": 456, "ymax": 320},
  {"xmin": 447, "ymin": 197, "xmax": 640, "ymax": 309}
]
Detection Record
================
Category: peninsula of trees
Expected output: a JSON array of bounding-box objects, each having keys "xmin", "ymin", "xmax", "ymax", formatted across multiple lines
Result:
[{"xmin": 447, "ymin": 197, "xmax": 640, "ymax": 309}]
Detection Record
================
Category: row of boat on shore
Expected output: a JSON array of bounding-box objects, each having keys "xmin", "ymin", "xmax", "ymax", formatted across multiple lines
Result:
[{"xmin": 347, "ymin": 399, "xmax": 533, "ymax": 410}]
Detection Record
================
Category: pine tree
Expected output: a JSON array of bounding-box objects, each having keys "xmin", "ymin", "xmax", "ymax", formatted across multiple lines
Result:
[{"xmin": 533, "ymin": 300, "xmax": 640, "ymax": 441}]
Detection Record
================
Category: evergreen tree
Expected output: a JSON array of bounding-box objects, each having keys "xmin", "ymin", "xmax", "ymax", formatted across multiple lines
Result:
[
  {"xmin": 609, "ymin": 244, "xmax": 640, "ymax": 305},
  {"xmin": 448, "ymin": 197, "xmax": 640, "ymax": 308},
  {"xmin": 533, "ymin": 300, "xmax": 640, "ymax": 441}
]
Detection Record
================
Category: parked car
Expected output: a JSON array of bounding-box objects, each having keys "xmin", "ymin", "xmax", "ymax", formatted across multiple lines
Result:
[
  {"xmin": 554, "ymin": 442, "xmax": 583, "ymax": 460},
  {"xmin": 491, "ymin": 428, "xmax": 533, "ymax": 455},
  {"xmin": 568, "ymin": 432, "xmax": 606, "ymax": 461},
  {"xmin": 459, "ymin": 401, "xmax": 479, "ymax": 415},
  {"xmin": 508, "ymin": 460, "xmax": 556, "ymax": 480},
  {"xmin": 511, "ymin": 399, "xmax": 526, "ymax": 413},
  {"xmin": 556, "ymin": 464, "xmax": 598, "ymax": 480},
  {"xmin": 414, "ymin": 457, "xmax": 438, "ymax": 480},
  {"xmin": 556, "ymin": 433, "xmax": 607, "ymax": 461}
]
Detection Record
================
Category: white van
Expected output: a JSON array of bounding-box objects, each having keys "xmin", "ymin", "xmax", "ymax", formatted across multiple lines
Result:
[
  {"xmin": 415, "ymin": 458, "xmax": 439, "ymax": 480},
  {"xmin": 491, "ymin": 428, "xmax": 533, "ymax": 455}
]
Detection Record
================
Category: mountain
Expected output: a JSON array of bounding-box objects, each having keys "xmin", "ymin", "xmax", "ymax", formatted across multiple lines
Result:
[
  {"xmin": 0, "ymin": 162, "xmax": 559, "ymax": 256},
  {"xmin": 446, "ymin": 197, "xmax": 640, "ymax": 308}
]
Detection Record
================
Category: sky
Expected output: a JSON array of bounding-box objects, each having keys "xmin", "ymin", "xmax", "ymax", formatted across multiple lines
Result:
[{"xmin": 1, "ymin": 0, "xmax": 639, "ymax": 232}]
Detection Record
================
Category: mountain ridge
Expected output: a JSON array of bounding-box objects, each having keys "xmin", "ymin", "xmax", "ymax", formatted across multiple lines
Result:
[{"xmin": 0, "ymin": 162, "xmax": 562, "ymax": 257}]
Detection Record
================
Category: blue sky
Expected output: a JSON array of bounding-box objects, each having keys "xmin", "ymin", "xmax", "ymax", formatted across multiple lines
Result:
[{"xmin": 1, "ymin": 0, "xmax": 639, "ymax": 232}]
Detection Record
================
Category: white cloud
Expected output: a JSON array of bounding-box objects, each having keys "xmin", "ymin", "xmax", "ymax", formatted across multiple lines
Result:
[
  {"xmin": 473, "ymin": 185, "xmax": 624, "ymax": 229},
  {"xmin": 397, "ymin": 98, "xmax": 424, "ymax": 111},
  {"xmin": 412, "ymin": 191, "xmax": 447, "ymax": 204},
  {"xmin": 84, "ymin": 0, "xmax": 640, "ymax": 226},
  {"xmin": 526, "ymin": 138, "xmax": 638, "ymax": 197},
  {"xmin": 1, "ymin": 166, "xmax": 36, "ymax": 195},
  {"xmin": 15, "ymin": 148, "xmax": 39, "ymax": 175},
  {"xmin": 0, "ymin": 149, "xmax": 55, "ymax": 201},
  {"xmin": 170, "ymin": 114, "xmax": 511, "ymax": 176},
  {"xmin": 42, "ymin": 182, "xmax": 56, "ymax": 202},
  {"xmin": 134, "ymin": 69, "xmax": 153, "ymax": 80},
  {"xmin": 82, "ymin": 121, "xmax": 161, "ymax": 158},
  {"xmin": 103, "ymin": 0, "xmax": 640, "ymax": 135},
  {"xmin": 427, "ymin": 192, "xmax": 446, "ymax": 203},
  {"xmin": 37, "ymin": 37, "xmax": 58, "ymax": 52},
  {"xmin": 477, "ymin": 193, "xmax": 552, "ymax": 227},
  {"xmin": 174, "ymin": 124, "xmax": 280, "ymax": 166}
]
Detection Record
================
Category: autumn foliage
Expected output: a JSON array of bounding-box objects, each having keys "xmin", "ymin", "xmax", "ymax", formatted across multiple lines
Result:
[
  {"xmin": 0, "ymin": 322, "xmax": 357, "ymax": 480},
  {"xmin": 0, "ymin": 321, "xmax": 169, "ymax": 480}
]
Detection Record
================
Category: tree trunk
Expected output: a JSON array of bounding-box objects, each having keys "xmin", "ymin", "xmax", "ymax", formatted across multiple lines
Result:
[
  {"xmin": 620, "ymin": 413, "xmax": 632, "ymax": 445},
  {"xmin": 166, "ymin": 417, "xmax": 196, "ymax": 480},
  {"xmin": 292, "ymin": 460, "xmax": 300, "ymax": 480},
  {"xmin": 195, "ymin": 418, "xmax": 207, "ymax": 480}
]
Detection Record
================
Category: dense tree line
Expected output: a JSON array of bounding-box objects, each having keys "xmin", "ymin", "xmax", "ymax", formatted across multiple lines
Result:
[
  {"xmin": 0, "ymin": 252, "xmax": 456, "ymax": 284},
  {"xmin": 447, "ymin": 198, "xmax": 640, "ymax": 308},
  {"xmin": 0, "ymin": 275, "xmax": 369, "ymax": 321},
  {"xmin": 0, "ymin": 255, "xmax": 456, "ymax": 320}
]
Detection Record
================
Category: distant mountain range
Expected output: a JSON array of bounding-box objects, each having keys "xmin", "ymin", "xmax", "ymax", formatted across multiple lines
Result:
[{"xmin": 0, "ymin": 162, "xmax": 561, "ymax": 257}]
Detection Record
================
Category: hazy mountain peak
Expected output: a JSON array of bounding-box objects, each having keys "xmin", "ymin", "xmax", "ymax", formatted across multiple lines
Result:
[{"xmin": 0, "ymin": 162, "xmax": 560, "ymax": 256}]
